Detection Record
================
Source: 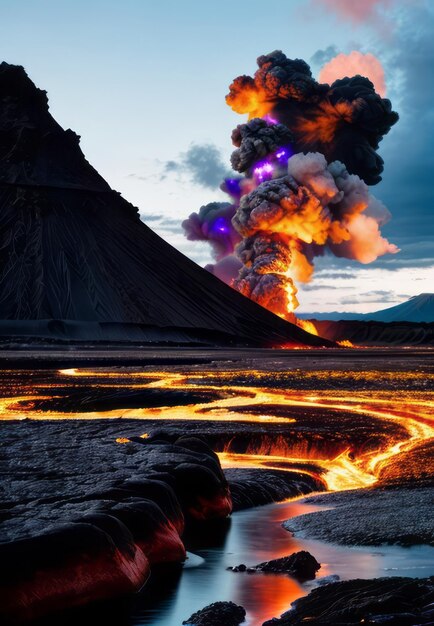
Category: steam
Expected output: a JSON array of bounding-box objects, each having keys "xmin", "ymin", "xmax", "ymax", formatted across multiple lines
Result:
[{"xmin": 182, "ymin": 50, "xmax": 399, "ymax": 321}]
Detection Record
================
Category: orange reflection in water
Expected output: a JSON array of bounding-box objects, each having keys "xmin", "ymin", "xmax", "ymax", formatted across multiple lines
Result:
[{"xmin": 239, "ymin": 573, "xmax": 305, "ymax": 625}]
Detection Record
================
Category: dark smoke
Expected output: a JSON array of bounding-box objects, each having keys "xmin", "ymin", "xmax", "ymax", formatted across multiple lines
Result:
[{"xmin": 231, "ymin": 118, "xmax": 294, "ymax": 173}]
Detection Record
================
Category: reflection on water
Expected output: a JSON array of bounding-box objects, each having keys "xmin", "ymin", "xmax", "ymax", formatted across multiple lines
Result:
[{"xmin": 131, "ymin": 499, "xmax": 434, "ymax": 626}]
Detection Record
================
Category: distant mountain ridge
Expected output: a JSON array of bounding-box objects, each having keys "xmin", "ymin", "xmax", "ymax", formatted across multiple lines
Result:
[{"xmin": 299, "ymin": 294, "xmax": 434, "ymax": 323}]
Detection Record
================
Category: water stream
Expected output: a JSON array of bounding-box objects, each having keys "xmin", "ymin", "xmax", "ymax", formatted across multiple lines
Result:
[{"xmin": 131, "ymin": 498, "xmax": 434, "ymax": 626}]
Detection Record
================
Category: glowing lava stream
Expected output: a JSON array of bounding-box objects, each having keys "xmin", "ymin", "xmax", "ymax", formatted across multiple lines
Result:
[{"xmin": 2, "ymin": 368, "xmax": 433, "ymax": 493}]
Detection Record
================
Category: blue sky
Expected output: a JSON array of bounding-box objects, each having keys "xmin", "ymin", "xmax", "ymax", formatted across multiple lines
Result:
[{"xmin": 1, "ymin": 0, "xmax": 433, "ymax": 312}]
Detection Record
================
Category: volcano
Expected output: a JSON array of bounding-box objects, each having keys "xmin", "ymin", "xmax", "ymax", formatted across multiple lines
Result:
[{"xmin": 0, "ymin": 63, "xmax": 329, "ymax": 347}]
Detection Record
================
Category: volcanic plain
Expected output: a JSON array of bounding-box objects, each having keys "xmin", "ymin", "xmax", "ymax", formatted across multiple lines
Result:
[{"xmin": 1, "ymin": 347, "xmax": 433, "ymax": 625}]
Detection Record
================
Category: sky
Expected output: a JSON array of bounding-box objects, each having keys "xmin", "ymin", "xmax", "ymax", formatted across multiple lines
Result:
[{"xmin": 1, "ymin": 0, "xmax": 433, "ymax": 313}]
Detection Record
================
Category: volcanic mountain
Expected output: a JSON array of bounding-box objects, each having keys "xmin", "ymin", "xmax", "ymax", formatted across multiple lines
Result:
[{"xmin": 0, "ymin": 63, "xmax": 328, "ymax": 347}]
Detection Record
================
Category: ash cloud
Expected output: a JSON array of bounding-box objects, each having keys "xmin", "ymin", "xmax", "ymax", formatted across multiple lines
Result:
[
  {"xmin": 226, "ymin": 50, "xmax": 398, "ymax": 185},
  {"xmin": 319, "ymin": 51, "xmax": 386, "ymax": 97},
  {"xmin": 314, "ymin": 0, "xmax": 394, "ymax": 31},
  {"xmin": 182, "ymin": 49, "xmax": 399, "ymax": 317}
]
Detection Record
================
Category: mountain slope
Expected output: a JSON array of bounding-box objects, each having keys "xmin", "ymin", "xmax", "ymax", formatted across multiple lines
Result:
[{"xmin": 0, "ymin": 62, "xmax": 329, "ymax": 346}]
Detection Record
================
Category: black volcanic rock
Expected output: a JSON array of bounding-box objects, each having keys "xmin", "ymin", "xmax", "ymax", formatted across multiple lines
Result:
[
  {"xmin": 0, "ymin": 62, "xmax": 330, "ymax": 347},
  {"xmin": 0, "ymin": 422, "xmax": 233, "ymax": 623},
  {"xmin": 229, "ymin": 551, "xmax": 321, "ymax": 581},
  {"xmin": 262, "ymin": 576, "xmax": 434, "ymax": 625},
  {"xmin": 183, "ymin": 601, "xmax": 246, "ymax": 625},
  {"xmin": 226, "ymin": 468, "xmax": 326, "ymax": 510}
]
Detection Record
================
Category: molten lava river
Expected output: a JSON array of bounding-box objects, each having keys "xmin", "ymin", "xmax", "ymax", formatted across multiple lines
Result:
[{"xmin": 1, "ymin": 356, "xmax": 433, "ymax": 625}]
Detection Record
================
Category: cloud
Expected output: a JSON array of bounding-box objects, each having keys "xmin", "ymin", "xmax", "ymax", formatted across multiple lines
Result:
[
  {"xmin": 340, "ymin": 296, "xmax": 363, "ymax": 304},
  {"xmin": 316, "ymin": 271, "xmax": 360, "ymax": 280},
  {"xmin": 300, "ymin": 283, "xmax": 338, "ymax": 291},
  {"xmin": 367, "ymin": 289, "xmax": 397, "ymax": 299},
  {"xmin": 140, "ymin": 213, "xmax": 162, "ymax": 222},
  {"xmin": 314, "ymin": 0, "xmax": 395, "ymax": 32},
  {"xmin": 340, "ymin": 291, "xmax": 399, "ymax": 304},
  {"xmin": 161, "ymin": 143, "xmax": 232, "ymax": 189}
]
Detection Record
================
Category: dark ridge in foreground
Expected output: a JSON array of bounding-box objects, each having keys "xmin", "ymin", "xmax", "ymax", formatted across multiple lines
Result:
[
  {"xmin": 0, "ymin": 62, "xmax": 330, "ymax": 348},
  {"xmin": 262, "ymin": 576, "xmax": 434, "ymax": 625}
]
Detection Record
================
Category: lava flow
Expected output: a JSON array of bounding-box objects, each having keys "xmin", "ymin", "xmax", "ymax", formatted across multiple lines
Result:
[{"xmin": 0, "ymin": 366, "xmax": 432, "ymax": 494}]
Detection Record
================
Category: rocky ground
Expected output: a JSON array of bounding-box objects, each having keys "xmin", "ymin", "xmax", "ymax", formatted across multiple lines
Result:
[
  {"xmin": 1, "ymin": 350, "xmax": 433, "ymax": 624},
  {"xmin": 262, "ymin": 576, "xmax": 434, "ymax": 625},
  {"xmin": 0, "ymin": 421, "xmax": 233, "ymax": 623},
  {"xmin": 0, "ymin": 419, "xmax": 321, "ymax": 624},
  {"xmin": 284, "ymin": 484, "xmax": 434, "ymax": 547}
]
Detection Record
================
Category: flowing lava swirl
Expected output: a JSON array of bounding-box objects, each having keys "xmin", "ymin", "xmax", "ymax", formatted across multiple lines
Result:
[{"xmin": 1, "ymin": 367, "xmax": 433, "ymax": 494}]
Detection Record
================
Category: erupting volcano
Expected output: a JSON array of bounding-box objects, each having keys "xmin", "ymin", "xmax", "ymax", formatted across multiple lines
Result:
[
  {"xmin": 184, "ymin": 51, "xmax": 399, "ymax": 323},
  {"xmin": 0, "ymin": 62, "xmax": 331, "ymax": 347}
]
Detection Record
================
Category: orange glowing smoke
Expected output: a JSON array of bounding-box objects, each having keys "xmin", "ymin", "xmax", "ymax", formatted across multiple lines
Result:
[
  {"xmin": 295, "ymin": 100, "xmax": 354, "ymax": 145},
  {"xmin": 226, "ymin": 77, "xmax": 273, "ymax": 119},
  {"xmin": 319, "ymin": 51, "xmax": 387, "ymax": 97}
]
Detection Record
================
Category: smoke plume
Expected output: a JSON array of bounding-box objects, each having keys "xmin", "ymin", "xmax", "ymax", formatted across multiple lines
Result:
[
  {"xmin": 232, "ymin": 152, "xmax": 398, "ymax": 319},
  {"xmin": 226, "ymin": 50, "xmax": 398, "ymax": 184},
  {"xmin": 183, "ymin": 50, "xmax": 399, "ymax": 323}
]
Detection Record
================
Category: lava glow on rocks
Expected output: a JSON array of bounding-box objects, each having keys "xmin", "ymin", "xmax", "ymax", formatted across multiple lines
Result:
[{"xmin": 1, "ymin": 366, "xmax": 432, "ymax": 494}]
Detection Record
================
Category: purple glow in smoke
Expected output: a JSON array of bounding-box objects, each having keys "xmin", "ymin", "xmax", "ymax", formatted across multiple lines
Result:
[
  {"xmin": 222, "ymin": 177, "xmax": 243, "ymax": 198},
  {"xmin": 212, "ymin": 217, "xmax": 230, "ymax": 234},
  {"xmin": 263, "ymin": 114, "xmax": 278, "ymax": 125},
  {"xmin": 253, "ymin": 161, "xmax": 274, "ymax": 182}
]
